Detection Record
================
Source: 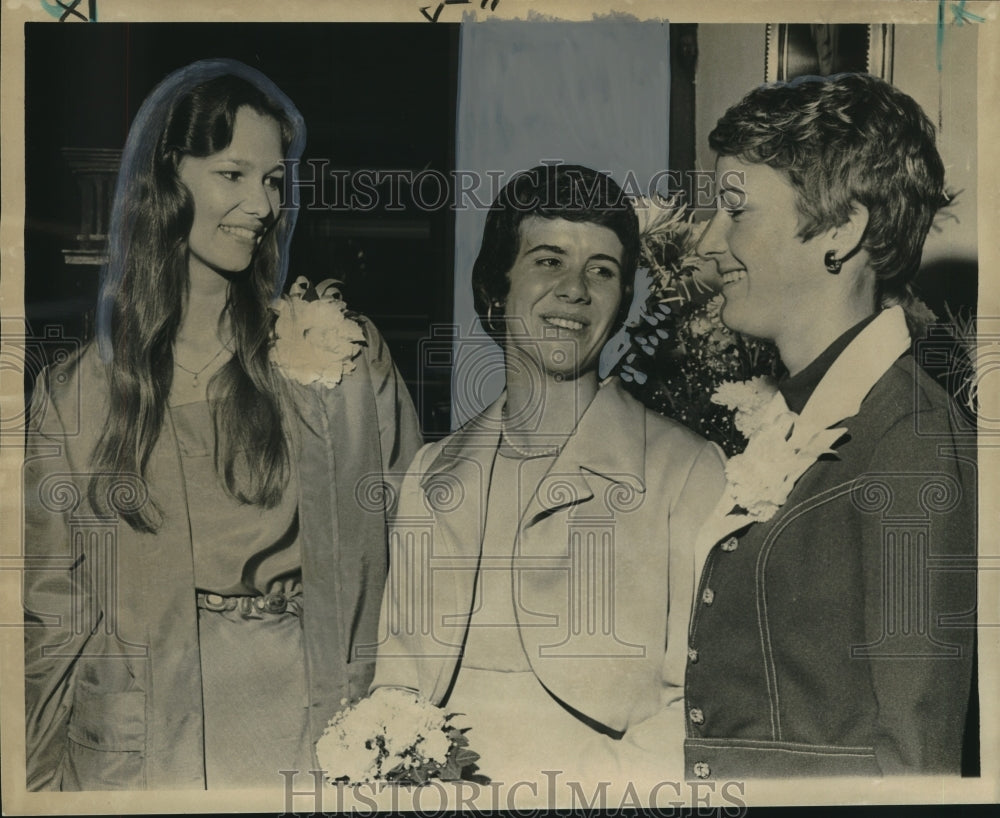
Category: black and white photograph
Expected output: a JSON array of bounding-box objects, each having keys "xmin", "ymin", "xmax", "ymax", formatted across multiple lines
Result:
[{"xmin": 1, "ymin": 1, "xmax": 996, "ymax": 813}]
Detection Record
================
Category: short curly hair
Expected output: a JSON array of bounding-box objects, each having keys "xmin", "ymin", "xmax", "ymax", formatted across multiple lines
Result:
[
  {"xmin": 709, "ymin": 73, "xmax": 947, "ymax": 298},
  {"xmin": 471, "ymin": 164, "xmax": 639, "ymax": 338}
]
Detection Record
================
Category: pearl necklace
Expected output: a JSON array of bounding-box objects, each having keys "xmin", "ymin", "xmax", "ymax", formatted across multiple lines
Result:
[{"xmin": 500, "ymin": 407, "xmax": 564, "ymax": 458}]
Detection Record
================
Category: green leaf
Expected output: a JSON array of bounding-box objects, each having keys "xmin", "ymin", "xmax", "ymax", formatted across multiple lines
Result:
[{"xmin": 454, "ymin": 748, "xmax": 480, "ymax": 767}]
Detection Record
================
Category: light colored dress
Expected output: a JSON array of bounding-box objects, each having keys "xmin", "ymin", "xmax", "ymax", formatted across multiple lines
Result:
[
  {"xmin": 171, "ymin": 400, "xmax": 312, "ymax": 788},
  {"xmin": 372, "ymin": 382, "xmax": 727, "ymax": 791},
  {"xmin": 443, "ymin": 445, "xmax": 618, "ymax": 784},
  {"xmin": 24, "ymin": 322, "xmax": 422, "ymax": 790}
]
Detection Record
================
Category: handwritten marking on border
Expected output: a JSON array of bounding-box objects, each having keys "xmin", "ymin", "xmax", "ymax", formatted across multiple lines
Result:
[
  {"xmin": 40, "ymin": 0, "xmax": 97, "ymax": 22},
  {"xmin": 420, "ymin": 0, "xmax": 499, "ymax": 24},
  {"xmin": 938, "ymin": 1, "xmax": 985, "ymax": 71}
]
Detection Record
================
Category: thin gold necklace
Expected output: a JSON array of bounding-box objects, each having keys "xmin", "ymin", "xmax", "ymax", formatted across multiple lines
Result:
[{"xmin": 174, "ymin": 339, "xmax": 233, "ymax": 388}]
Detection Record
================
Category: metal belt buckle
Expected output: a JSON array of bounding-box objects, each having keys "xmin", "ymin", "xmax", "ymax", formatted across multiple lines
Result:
[
  {"xmin": 259, "ymin": 591, "xmax": 288, "ymax": 614},
  {"xmin": 202, "ymin": 593, "xmax": 230, "ymax": 612}
]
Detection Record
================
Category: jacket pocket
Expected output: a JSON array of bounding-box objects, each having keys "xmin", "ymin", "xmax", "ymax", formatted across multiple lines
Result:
[
  {"xmin": 62, "ymin": 690, "xmax": 145, "ymax": 790},
  {"xmin": 685, "ymin": 736, "xmax": 879, "ymax": 779}
]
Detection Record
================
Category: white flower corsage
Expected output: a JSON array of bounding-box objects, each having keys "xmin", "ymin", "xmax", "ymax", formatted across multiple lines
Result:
[
  {"xmin": 270, "ymin": 276, "xmax": 366, "ymax": 388},
  {"xmin": 722, "ymin": 407, "xmax": 846, "ymax": 523},
  {"xmin": 315, "ymin": 688, "xmax": 482, "ymax": 785},
  {"xmin": 711, "ymin": 375, "xmax": 779, "ymax": 438}
]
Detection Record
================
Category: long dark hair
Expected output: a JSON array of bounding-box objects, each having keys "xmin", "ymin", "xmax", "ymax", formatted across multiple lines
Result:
[{"xmin": 90, "ymin": 59, "xmax": 306, "ymax": 533}]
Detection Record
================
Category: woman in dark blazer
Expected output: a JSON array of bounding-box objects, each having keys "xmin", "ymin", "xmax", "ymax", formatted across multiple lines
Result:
[
  {"xmin": 686, "ymin": 73, "xmax": 977, "ymax": 778},
  {"xmin": 23, "ymin": 59, "xmax": 422, "ymax": 790}
]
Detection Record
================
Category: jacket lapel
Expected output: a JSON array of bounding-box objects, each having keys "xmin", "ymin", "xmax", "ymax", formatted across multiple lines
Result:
[
  {"xmin": 74, "ymin": 354, "xmax": 206, "ymax": 788},
  {"xmin": 420, "ymin": 393, "xmax": 504, "ymax": 557},
  {"xmin": 800, "ymin": 305, "xmax": 911, "ymax": 429},
  {"xmin": 413, "ymin": 382, "xmax": 651, "ymax": 717},
  {"xmin": 294, "ymin": 353, "xmax": 394, "ymax": 739},
  {"xmin": 515, "ymin": 382, "xmax": 651, "ymax": 729},
  {"xmin": 693, "ymin": 306, "xmax": 913, "ymax": 574},
  {"xmin": 418, "ymin": 395, "xmax": 502, "ymax": 699},
  {"xmin": 520, "ymin": 380, "xmax": 646, "ymax": 530}
]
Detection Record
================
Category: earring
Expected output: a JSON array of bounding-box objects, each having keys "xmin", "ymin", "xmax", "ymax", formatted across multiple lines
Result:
[
  {"xmin": 824, "ymin": 250, "xmax": 842, "ymax": 274},
  {"xmin": 487, "ymin": 300, "xmax": 503, "ymax": 332}
]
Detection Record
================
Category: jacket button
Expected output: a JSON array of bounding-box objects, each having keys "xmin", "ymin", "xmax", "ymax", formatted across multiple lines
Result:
[
  {"xmin": 693, "ymin": 761, "xmax": 711, "ymax": 779},
  {"xmin": 688, "ymin": 647, "xmax": 699, "ymax": 663},
  {"xmin": 689, "ymin": 707, "xmax": 704, "ymax": 725},
  {"xmin": 702, "ymin": 588, "xmax": 715, "ymax": 605},
  {"xmin": 721, "ymin": 536, "xmax": 738, "ymax": 552}
]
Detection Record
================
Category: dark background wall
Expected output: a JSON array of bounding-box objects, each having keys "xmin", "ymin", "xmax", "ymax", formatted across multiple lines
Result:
[{"xmin": 24, "ymin": 22, "xmax": 459, "ymax": 437}]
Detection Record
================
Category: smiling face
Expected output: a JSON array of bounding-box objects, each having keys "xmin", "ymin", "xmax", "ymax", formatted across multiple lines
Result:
[
  {"xmin": 176, "ymin": 106, "xmax": 285, "ymax": 282},
  {"xmin": 503, "ymin": 216, "xmax": 624, "ymax": 381},
  {"xmin": 697, "ymin": 156, "xmax": 826, "ymax": 344}
]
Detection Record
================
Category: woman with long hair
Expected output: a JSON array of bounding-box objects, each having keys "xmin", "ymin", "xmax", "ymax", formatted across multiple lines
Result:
[{"xmin": 23, "ymin": 58, "xmax": 422, "ymax": 790}]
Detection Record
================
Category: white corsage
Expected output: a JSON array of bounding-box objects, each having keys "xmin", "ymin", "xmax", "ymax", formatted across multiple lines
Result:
[
  {"xmin": 700, "ymin": 309, "xmax": 912, "ymax": 535},
  {"xmin": 722, "ymin": 405, "xmax": 846, "ymax": 523},
  {"xmin": 316, "ymin": 688, "xmax": 482, "ymax": 785},
  {"xmin": 711, "ymin": 375, "xmax": 779, "ymax": 438},
  {"xmin": 270, "ymin": 276, "xmax": 366, "ymax": 388}
]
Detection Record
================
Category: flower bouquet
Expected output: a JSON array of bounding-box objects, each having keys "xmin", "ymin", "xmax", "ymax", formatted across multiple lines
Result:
[
  {"xmin": 613, "ymin": 195, "xmax": 781, "ymax": 456},
  {"xmin": 270, "ymin": 275, "xmax": 366, "ymax": 388},
  {"xmin": 315, "ymin": 688, "xmax": 484, "ymax": 786}
]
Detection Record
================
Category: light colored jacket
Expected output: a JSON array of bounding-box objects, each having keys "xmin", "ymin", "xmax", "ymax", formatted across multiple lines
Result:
[
  {"xmin": 23, "ymin": 319, "xmax": 422, "ymax": 790},
  {"xmin": 370, "ymin": 379, "xmax": 725, "ymax": 736}
]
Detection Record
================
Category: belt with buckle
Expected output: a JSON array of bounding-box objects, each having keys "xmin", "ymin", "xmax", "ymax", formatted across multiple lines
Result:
[{"xmin": 196, "ymin": 589, "xmax": 302, "ymax": 618}]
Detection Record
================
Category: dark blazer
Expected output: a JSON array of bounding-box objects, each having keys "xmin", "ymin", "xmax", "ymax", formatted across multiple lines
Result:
[
  {"xmin": 683, "ymin": 311, "xmax": 977, "ymax": 778},
  {"xmin": 23, "ymin": 319, "xmax": 422, "ymax": 790}
]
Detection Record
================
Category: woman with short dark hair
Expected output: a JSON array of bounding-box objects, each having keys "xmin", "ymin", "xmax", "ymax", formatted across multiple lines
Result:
[
  {"xmin": 373, "ymin": 164, "xmax": 725, "ymax": 783},
  {"xmin": 471, "ymin": 164, "xmax": 639, "ymax": 339}
]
